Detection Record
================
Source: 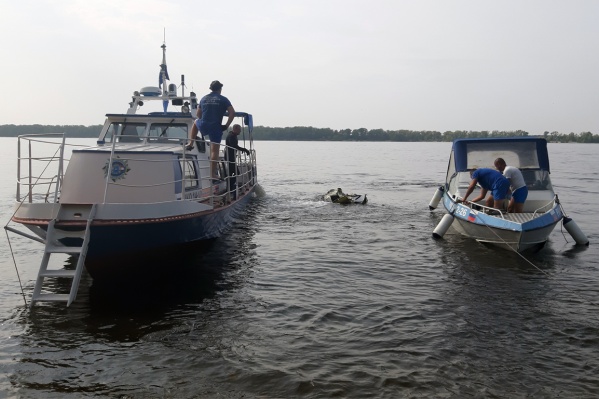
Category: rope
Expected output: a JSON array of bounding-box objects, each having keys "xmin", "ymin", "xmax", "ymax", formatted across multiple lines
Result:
[
  {"xmin": 558, "ymin": 221, "xmax": 570, "ymax": 244},
  {"xmin": 471, "ymin": 207, "xmax": 599, "ymax": 388},
  {"xmin": 557, "ymin": 201, "xmax": 572, "ymax": 245},
  {"xmin": 471, "ymin": 209, "xmax": 598, "ymax": 308},
  {"xmin": 4, "ymin": 229, "xmax": 28, "ymax": 307},
  {"xmin": 4, "ymin": 136, "xmax": 63, "ymax": 307}
]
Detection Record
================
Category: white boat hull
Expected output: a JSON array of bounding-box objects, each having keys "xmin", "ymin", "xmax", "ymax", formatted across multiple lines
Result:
[{"xmin": 442, "ymin": 194, "xmax": 563, "ymax": 252}]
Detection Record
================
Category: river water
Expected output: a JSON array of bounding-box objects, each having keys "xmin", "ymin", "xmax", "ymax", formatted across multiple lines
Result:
[{"xmin": 0, "ymin": 138, "xmax": 597, "ymax": 398}]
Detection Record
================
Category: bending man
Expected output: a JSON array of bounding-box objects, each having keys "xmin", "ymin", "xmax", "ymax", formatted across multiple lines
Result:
[{"xmin": 462, "ymin": 168, "xmax": 510, "ymax": 210}]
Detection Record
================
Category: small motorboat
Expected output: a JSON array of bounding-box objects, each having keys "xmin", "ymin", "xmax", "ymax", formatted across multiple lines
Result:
[
  {"xmin": 323, "ymin": 188, "xmax": 367, "ymax": 205},
  {"xmin": 429, "ymin": 137, "xmax": 588, "ymax": 252},
  {"xmin": 6, "ymin": 41, "xmax": 259, "ymax": 306}
]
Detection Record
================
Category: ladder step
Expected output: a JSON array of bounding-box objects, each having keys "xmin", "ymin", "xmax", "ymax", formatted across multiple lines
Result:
[
  {"xmin": 46, "ymin": 245, "xmax": 83, "ymax": 254},
  {"xmin": 30, "ymin": 203, "xmax": 97, "ymax": 308},
  {"xmin": 52, "ymin": 230, "xmax": 86, "ymax": 240},
  {"xmin": 39, "ymin": 269, "xmax": 76, "ymax": 278},
  {"xmin": 33, "ymin": 293, "xmax": 70, "ymax": 302}
]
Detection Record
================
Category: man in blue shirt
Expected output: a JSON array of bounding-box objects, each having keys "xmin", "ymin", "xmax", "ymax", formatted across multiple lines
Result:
[
  {"xmin": 462, "ymin": 168, "xmax": 510, "ymax": 210},
  {"xmin": 188, "ymin": 80, "xmax": 235, "ymax": 180}
]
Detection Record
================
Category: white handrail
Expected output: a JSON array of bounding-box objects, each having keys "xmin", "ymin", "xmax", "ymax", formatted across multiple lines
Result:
[
  {"xmin": 16, "ymin": 133, "xmax": 257, "ymax": 208},
  {"xmin": 456, "ymin": 196, "xmax": 506, "ymax": 219},
  {"xmin": 17, "ymin": 134, "xmax": 66, "ymax": 204},
  {"xmin": 532, "ymin": 196, "xmax": 557, "ymax": 218}
]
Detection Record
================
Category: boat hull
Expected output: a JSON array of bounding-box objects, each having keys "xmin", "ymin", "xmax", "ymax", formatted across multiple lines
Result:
[
  {"xmin": 13, "ymin": 187, "xmax": 255, "ymax": 279},
  {"xmin": 442, "ymin": 194, "xmax": 563, "ymax": 252}
]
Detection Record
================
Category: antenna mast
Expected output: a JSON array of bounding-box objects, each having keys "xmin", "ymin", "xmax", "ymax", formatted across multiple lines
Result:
[{"xmin": 160, "ymin": 30, "xmax": 168, "ymax": 97}]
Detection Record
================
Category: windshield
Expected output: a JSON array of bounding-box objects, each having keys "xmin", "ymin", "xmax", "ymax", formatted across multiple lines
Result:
[
  {"xmin": 148, "ymin": 123, "xmax": 188, "ymax": 142},
  {"xmin": 104, "ymin": 122, "xmax": 146, "ymax": 143},
  {"xmin": 465, "ymin": 141, "xmax": 540, "ymax": 170}
]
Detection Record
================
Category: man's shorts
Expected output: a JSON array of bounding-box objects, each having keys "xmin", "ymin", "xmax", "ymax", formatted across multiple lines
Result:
[
  {"xmin": 196, "ymin": 120, "xmax": 224, "ymax": 143},
  {"xmin": 512, "ymin": 186, "xmax": 529, "ymax": 203},
  {"xmin": 491, "ymin": 179, "xmax": 510, "ymax": 200}
]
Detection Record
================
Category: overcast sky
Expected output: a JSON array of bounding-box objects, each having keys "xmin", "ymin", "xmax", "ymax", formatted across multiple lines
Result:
[{"xmin": 2, "ymin": 0, "xmax": 598, "ymax": 134}]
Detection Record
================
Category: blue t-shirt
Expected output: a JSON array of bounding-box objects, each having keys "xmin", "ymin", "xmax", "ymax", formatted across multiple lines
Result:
[
  {"xmin": 472, "ymin": 168, "xmax": 508, "ymax": 191},
  {"xmin": 199, "ymin": 92, "xmax": 232, "ymax": 129}
]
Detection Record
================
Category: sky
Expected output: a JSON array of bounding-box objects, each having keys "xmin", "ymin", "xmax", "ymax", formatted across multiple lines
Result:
[{"xmin": 1, "ymin": 0, "xmax": 598, "ymax": 134}]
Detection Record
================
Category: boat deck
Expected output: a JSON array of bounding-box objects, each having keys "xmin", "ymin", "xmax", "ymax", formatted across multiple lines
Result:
[{"xmin": 502, "ymin": 212, "xmax": 537, "ymax": 223}]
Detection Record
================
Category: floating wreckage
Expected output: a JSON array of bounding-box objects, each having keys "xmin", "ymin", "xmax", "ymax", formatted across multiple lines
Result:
[{"xmin": 323, "ymin": 188, "xmax": 368, "ymax": 205}]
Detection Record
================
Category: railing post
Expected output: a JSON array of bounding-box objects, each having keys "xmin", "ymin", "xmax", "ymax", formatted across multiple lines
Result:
[
  {"xmin": 28, "ymin": 140, "xmax": 32, "ymax": 203},
  {"xmin": 16, "ymin": 137, "xmax": 21, "ymax": 202},
  {"xmin": 54, "ymin": 135, "xmax": 66, "ymax": 203}
]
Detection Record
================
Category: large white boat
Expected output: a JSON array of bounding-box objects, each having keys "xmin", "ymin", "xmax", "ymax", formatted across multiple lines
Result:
[
  {"xmin": 429, "ymin": 137, "xmax": 588, "ymax": 252},
  {"xmin": 6, "ymin": 43, "xmax": 258, "ymax": 306}
]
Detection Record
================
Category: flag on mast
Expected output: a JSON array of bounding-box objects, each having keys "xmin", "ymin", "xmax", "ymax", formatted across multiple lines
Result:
[
  {"xmin": 158, "ymin": 43, "xmax": 169, "ymax": 89},
  {"xmin": 159, "ymin": 42, "xmax": 169, "ymax": 112}
]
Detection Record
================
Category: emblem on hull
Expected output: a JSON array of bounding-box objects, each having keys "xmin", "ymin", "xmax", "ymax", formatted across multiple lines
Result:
[{"xmin": 103, "ymin": 156, "xmax": 131, "ymax": 181}]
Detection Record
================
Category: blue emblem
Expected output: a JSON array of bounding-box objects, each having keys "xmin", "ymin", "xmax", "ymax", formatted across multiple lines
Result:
[{"xmin": 103, "ymin": 156, "xmax": 131, "ymax": 182}]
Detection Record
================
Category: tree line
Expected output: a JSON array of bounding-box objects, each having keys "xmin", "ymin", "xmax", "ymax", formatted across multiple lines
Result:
[{"xmin": 0, "ymin": 124, "xmax": 597, "ymax": 143}]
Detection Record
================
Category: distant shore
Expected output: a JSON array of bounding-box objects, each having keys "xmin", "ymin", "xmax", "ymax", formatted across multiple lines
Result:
[{"xmin": 0, "ymin": 124, "xmax": 597, "ymax": 143}]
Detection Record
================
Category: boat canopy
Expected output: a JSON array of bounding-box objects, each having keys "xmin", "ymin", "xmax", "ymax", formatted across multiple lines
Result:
[
  {"xmin": 228, "ymin": 112, "xmax": 253, "ymax": 133},
  {"xmin": 452, "ymin": 137, "xmax": 550, "ymax": 173}
]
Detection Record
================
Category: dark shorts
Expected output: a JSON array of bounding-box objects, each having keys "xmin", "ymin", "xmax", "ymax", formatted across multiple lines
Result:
[
  {"xmin": 512, "ymin": 186, "xmax": 528, "ymax": 203},
  {"xmin": 491, "ymin": 179, "xmax": 510, "ymax": 200},
  {"xmin": 196, "ymin": 120, "xmax": 223, "ymax": 143}
]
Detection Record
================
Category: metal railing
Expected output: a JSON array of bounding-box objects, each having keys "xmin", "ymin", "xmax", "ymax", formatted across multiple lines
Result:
[
  {"xmin": 16, "ymin": 134, "xmax": 256, "ymax": 209},
  {"xmin": 17, "ymin": 134, "xmax": 69, "ymax": 204},
  {"xmin": 457, "ymin": 197, "xmax": 507, "ymax": 219},
  {"xmin": 531, "ymin": 196, "xmax": 558, "ymax": 218}
]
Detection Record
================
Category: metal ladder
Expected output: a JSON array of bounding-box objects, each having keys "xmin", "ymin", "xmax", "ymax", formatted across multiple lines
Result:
[{"xmin": 31, "ymin": 204, "xmax": 97, "ymax": 307}]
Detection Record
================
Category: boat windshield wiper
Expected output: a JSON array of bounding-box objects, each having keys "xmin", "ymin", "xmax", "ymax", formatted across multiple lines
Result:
[{"xmin": 160, "ymin": 119, "xmax": 175, "ymax": 137}]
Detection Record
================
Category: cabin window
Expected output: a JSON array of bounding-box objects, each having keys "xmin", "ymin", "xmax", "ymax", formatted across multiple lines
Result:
[
  {"xmin": 465, "ymin": 142, "xmax": 540, "ymax": 169},
  {"xmin": 521, "ymin": 169, "xmax": 550, "ymax": 190},
  {"xmin": 148, "ymin": 123, "xmax": 188, "ymax": 143},
  {"xmin": 104, "ymin": 122, "xmax": 146, "ymax": 143},
  {"xmin": 179, "ymin": 157, "xmax": 199, "ymax": 190}
]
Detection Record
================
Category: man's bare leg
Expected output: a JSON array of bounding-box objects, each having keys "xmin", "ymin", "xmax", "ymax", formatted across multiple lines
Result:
[
  {"xmin": 511, "ymin": 199, "xmax": 524, "ymax": 213},
  {"xmin": 493, "ymin": 199, "xmax": 506, "ymax": 210},
  {"xmin": 210, "ymin": 143, "xmax": 220, "ymax": 179},
  {"xmin": 187, "ymin": 123, "xmax": 199, "ymax": 148}
]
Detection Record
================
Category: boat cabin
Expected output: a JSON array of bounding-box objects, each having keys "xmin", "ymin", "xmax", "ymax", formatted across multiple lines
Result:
[
  {"xmin": 446, "ymin": 137, "xmax": 556, "ymax": 213},
  {"xmin": 97, "ymin": 113, "xmax": 198, "ymax": 147}
]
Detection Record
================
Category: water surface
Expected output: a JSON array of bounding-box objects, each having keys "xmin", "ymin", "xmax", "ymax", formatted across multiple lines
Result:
[{"xmin": 0, "ymin": 138, "xmax": 597, "ymax": 398}]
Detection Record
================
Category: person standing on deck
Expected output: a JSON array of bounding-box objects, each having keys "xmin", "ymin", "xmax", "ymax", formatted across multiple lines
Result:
[
  {"xmin": 188, "ymin": 80, "xmax": 235, "ymax": 181},
  {"xmin": 225, "ymin": 124, "xmax": 250, "ymax": 197},
  {"xmin": 494, "ymin": 157, "xmax": 528, "ymax": 213}
]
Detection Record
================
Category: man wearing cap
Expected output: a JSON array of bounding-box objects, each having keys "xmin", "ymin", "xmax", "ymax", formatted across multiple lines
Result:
[{"xmin": 188, "ymin": 80, "xmax": 235, "ymax": 180}]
